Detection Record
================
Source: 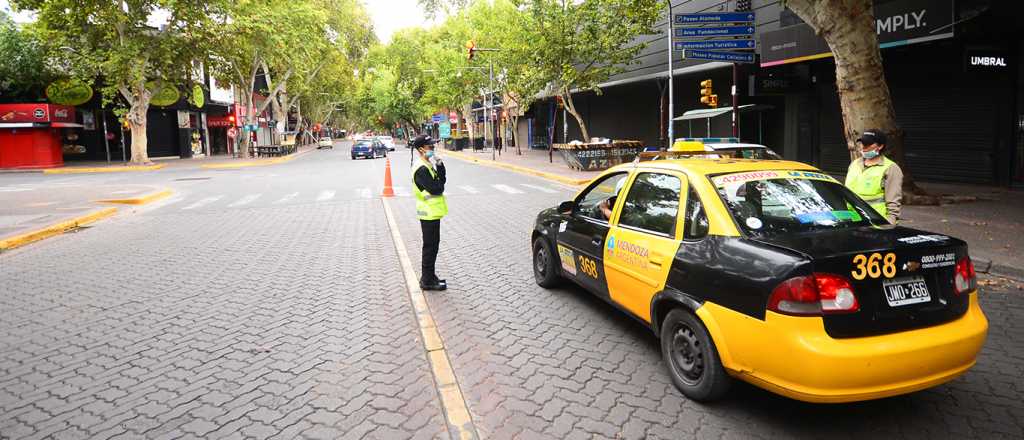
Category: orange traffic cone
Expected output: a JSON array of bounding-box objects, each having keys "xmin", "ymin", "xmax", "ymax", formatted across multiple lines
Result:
[{"xmin": 382, "ymin": 158, "xmax": 396, "ymax": 197}]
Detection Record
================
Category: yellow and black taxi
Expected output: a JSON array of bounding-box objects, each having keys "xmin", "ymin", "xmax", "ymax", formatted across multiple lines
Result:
[{"xmin": 531, "ymin": 149, "xmax": 988, "ymax": 403}]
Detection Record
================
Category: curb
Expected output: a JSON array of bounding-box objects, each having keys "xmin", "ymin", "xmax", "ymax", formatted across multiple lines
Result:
[
  {"xmin": 96, "ymin": 188, "xmax": 173, "ymax": 205},
  {"xmin": 42, "ymin": 164, "xmax": 165, "ymax": 174},
  {"xmin": 0, "ymin": 207, "xmax": 118, "ymax": 251},
  {"xmin": 974, "ymin": 258, "xmax": 1024, "ymax": 282},
  {"xmin": 443, "ymin": 150, "xmax": 591, "ymax": 186},
  {"xmin": 200, "ymin": 147, "xmax": 316, "ymax": 170}
]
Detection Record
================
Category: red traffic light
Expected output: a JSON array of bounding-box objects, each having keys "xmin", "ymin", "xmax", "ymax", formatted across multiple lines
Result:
[{"xmin": 467, "ymin": 40, "xmax": 476, "ymax": 60}]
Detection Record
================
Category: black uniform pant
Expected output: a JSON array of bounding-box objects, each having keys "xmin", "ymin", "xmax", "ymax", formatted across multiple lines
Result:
[{"xmin": 420, "ymin": 219, "xmax": 441, "ymax": 283}]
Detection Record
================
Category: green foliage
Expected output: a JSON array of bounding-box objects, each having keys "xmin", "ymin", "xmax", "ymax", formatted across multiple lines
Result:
[{"xmin": 0, "ymin": 12, "xmax": 57, "ymax": 101}]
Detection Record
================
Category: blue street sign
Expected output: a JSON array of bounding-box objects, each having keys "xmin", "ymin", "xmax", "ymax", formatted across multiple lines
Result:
[
  {"xmin": 674, "ymin": 12, "xmax": 755, "ymax": 25},
  {"xmin": 674, "ymin": 25, "xmax": 755, "ymax": 39},
  {"xmin": 674, "ymin": 39, "xmax": 755, "ymax": 51},
  {"xmin": 431, "ymin": 114, "xmax": 443, "ymax": 123},
  {"xmin": 684, "ymin": 49, "xmax": 756, "ymax": 64}
]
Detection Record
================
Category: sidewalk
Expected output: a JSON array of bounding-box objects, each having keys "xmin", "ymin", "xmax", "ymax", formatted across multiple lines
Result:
[
  {"xmin": 0, "ymin": 143, "xmax": 320, "ymax": 174},
  {"xmin": 443, "ymin": 146, "xmax": 1024, "ymax": 280}
]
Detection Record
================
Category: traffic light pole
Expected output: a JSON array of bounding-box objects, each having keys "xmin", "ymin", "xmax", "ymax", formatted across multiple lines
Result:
[
  {"xmin": 732, "ymin": 63, "xmax": 738, "ymax": 137},
  {"xmin": 666, "ymin": 1, "xmax": 674, "ymax": 149}
]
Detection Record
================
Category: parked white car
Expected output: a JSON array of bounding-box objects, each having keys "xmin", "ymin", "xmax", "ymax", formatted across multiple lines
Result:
[
  {"xmin": 375, "ymin": 136, "xmax": 396, "ymax": 151},
  {"xmin": 318, "ymin": 136, "xmax": 333, "ymax": 149}
]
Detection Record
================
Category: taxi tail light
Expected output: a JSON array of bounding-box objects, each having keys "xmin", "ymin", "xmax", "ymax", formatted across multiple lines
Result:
[
  {"xmin": 954, "ymin": 257, "xmax": 976, "ymax": 295},
  {"xmin": 767, "ymin": 273, "xmax": 860, "ymax": 316}
]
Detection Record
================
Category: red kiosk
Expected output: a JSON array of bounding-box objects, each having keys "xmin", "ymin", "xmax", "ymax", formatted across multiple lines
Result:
[{"xmin": 0, "ymin": 103, "xmax": 81, "ymax": 169}]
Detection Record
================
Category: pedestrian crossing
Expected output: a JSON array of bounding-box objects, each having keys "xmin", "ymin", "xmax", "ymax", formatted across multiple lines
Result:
[{"xmin": 152, "ymin": 183, "xmax": 569, "ymax": 212}]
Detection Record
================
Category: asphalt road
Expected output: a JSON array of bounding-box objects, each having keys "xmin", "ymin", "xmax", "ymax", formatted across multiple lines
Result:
[{"xmin": 1, "ymin": 140, "xmax": 1022, "ymax": 439}]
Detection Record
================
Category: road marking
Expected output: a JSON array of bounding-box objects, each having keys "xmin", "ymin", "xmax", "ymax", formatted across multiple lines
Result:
[
  {"xmin": 182, "ymin": 196, "xmax": 223, "ymax": 210},
  {"xmin": 316, "ymin": 190, "xmax": 336, "ymax": 201},
  {"xmin": 520, "ymin": 183, "xmax": 558, "ymax": 194},
  {"xmin": 228, "ymin": 194, "xmax": 261, "ymax": 207},
  {"xmin": 0, "ymin": 187, "xmax": 33, "ymax": 192},
  {"xmin": 356, "ymin": 187, "xmax": 373, "ymax": 199},
  {"xmin": 380, "ymin": 198, "xmax": 479, "ymax": 440},
  {"xmin": 492, "ymin": 184, "xmax": 523, "ymax": 194},
  {"xmin": 274, "ymin": 192, "xmax": 299, "ymax": 204},
  {"xmin": 392, "ymin": 186, "xmax": 410, "ymax": 197},
  {"xmin": 457, "ymin": 185, "xmax": 479, "ymax": 194}
]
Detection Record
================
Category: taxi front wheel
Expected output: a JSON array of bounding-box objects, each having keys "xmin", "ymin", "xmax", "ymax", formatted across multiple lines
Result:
[
  {"xmin": 660, "ymin": 309, "xmax": 731, "ymax": 402},
  {"xmin": 532, "ymin": 237, "xmax": 563, "ymax": 288}
]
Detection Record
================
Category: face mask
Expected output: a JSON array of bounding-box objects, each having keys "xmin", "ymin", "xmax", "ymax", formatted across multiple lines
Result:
[
  {"xmin": 862, "ymin": 149, "xmax": 879, "ymax": 159},
  {"xmin": 424, "ymin": 150, "xmax": 435, "ymax": 159}
]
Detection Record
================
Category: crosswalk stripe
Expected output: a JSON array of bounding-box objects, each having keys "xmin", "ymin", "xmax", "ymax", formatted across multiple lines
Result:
[
  {"xmin": 492, "ymin": 184, "xmax": 524, "ymax": 194},
  {"xmin": 356, "ymin": 187, "xmax": 373, "ymax": 199},
  {"xmin": 274, "ymin": 192, "xmax": 299, "ymax": 204},
  {"xmin": 520, "ymin": 184, "xmax": 558, "ymax": 194},
  {"xmin": 182, "ymin": 196, "xmax": 223, "ymax": 210},
  {"xmin": 458, "ymin": 185, "xmax": 479, "ymax": 194},
  {"xmin": 316, "ymin": 190, "xmax": 336, "ymax": 201},
  {"xmin": 228, "ymin": 194, "xmax": 261, "ymax": 207}
]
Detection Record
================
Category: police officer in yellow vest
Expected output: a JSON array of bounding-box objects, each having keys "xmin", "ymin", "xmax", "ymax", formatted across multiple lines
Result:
[
  {"xmin": 411, "ymin": 135, "xmax": 449, "ymax": 291},
  {"xmin": 845, "ymin": 129, "xmax": 904, "ymax": 224}
]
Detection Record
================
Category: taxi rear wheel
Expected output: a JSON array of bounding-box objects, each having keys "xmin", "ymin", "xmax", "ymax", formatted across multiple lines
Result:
[
  {"xmin": 660, "ymin": 309, "xmax": 730, "ymax": 402},
  {"xmin": 532, "ymin": 237, "xmax": 562, "ymax": 288}
]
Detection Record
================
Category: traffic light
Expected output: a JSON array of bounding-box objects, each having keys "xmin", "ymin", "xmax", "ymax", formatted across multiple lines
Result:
[
  {"xmin": 699, "ymin": 79, "xmax": 718, "ymax": 108},
  {"xmin": 466, "ymin": 40, "xmax": 476, "ymax": 61}
]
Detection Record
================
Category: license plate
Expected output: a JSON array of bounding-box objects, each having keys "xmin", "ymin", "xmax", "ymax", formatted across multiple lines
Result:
[{"xmin": 883, "ymin": 276, "xmax": 931, "ymax": 307}]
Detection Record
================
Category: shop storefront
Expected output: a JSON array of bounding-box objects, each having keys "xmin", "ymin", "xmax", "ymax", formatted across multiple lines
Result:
[
  {"xmin": 760, "ymin": 0, "xmax": 1022, "ymax": 186},
  {"xmin": 0, "ymin": 103, "xmax": 82, "ymax": 169}
]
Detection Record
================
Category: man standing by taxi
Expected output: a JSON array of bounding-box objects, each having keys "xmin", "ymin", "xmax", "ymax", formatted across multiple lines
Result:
[
  {"xmin": 845, "ymin": 129, "xmax": 903, "ymax": 224},
  {"xmin": 411, "ymin": 135, "xmax": 448, "ymax": 291}
]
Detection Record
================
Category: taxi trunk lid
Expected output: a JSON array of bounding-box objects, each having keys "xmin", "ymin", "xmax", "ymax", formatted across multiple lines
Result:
[{"xmin": 752, "ymin": 227, "xmax": 972, "ymax": 338}]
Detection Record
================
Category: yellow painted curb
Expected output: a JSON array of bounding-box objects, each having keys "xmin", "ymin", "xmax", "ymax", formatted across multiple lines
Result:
[
  {"xmin": 96, "ymin": 188, "xmax": 173, "ymax": 205},
  {"xmin": 200, "ymin": 153, "xmax": 298, "ymax": 169},
  {"xmin": 0, "ymin": 207, "xmax": 118, "ymax": 251},
  {"xmin": 43, "ymin": 164, "xmax": 165, "ymax": 174},
  {"xmin": 443, "ymin": 150, "xmax": 591, "ymax": 186},
  {"xmin": 380, "ymin": 198, "xmax": 479, "ymax": 440}
]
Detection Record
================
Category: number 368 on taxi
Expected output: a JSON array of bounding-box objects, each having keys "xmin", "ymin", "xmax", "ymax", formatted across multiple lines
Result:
[{"xmin": 531, "ymin": 151, "xmax": 988, "ymax": 403}]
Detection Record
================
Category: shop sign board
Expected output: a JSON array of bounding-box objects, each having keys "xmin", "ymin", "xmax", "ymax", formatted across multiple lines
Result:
[
  {"xmin": 760, "ymin": 0, "xmax": 954, "ymax": 67},
  {"xmin": 45, "ymin": 79, "xmax": 94, "ymax": 106},
  {"xmin": 0, "ymin": 103, "xmax": 75, "ymax": 124}
]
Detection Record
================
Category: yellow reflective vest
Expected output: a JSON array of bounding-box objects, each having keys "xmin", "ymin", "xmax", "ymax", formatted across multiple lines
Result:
[
  {"xmin": 412, "ymin": 160, "xmax": 448, "ymax": 220},
  {"xmin": 845, "ymin": 156, "xmax": 894, "ymax": 218}
]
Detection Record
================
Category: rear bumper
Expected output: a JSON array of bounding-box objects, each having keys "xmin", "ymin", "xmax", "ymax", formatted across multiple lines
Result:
[{"xmin": 699, "ymin": 292, "xmax": 988, "ymax": 403}]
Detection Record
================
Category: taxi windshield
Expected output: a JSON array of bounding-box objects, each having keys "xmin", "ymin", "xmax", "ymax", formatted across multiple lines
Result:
[{"xmin": 711, "ymin": 170, "xmax": 888, "ymax": 236}]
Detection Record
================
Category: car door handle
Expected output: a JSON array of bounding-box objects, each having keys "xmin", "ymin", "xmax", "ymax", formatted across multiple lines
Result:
[
  {"xmin": 591, "ymin": 235, "xmax": 603, "ymax": 246},
  {"xmin": 649, "ymin": 252, "xmax": 667, "ymax": 266}
]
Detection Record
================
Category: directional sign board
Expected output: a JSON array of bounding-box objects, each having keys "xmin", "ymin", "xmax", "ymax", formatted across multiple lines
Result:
[
  {"xmin": 431, "ymin": 114, "xmax": 443, "ymax": 123},
  {"xmin": 683, "ymin": 49, "xmax": 755, "ymax": 64},
  {"xmin": 674, "ymin": 25, "xmax": 755, "ymax": 39},
  {"xmin": 674, "ymin": 12, "xmax": 755, "ymax": 25},
  {"xmin": 674, "ymin": 40, "xmax": 754, "ymax": 51}
]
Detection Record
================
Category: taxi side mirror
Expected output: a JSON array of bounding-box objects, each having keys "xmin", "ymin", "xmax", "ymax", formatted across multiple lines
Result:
[{"xmin": 558, "ymin": 200, "xmax": 575, "ymax": 215}]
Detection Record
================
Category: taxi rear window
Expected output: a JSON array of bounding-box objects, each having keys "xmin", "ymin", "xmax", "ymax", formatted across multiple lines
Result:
[{"xmin": 710, "ymin": 170, "xmax": 887, "ymax": 235}]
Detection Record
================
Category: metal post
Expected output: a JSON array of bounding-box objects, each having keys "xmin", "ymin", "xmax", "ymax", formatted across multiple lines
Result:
[
  {"xmin": 101, "ymin": 109, "xmax": 111, "ymax": 163},
  {"xmin": 732, "ymin": 63, "xmax": 739, "ymax": 138},
  {"xmin": 562, "ymin": 106, "xmax": 567, "ymax": 143},
  {"xmin": 119, "ymin": 121, "xmax": 127, "ymax": 162},
  {"xmin": 489, "ymin": 60, "xmax": 495, "ymax": 161},
  {"xmin": 667, "ymin": 1, "xmax": 674, "ymax": 147}
]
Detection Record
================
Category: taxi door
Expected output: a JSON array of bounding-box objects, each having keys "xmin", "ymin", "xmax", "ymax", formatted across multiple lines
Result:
[
  {"xmin": 557, "ymin": 172, "xmax": 631, "ymax": 298},
  {"xmin": 604, "ymin": 171, "xmax": 687, "ymax": 322}
]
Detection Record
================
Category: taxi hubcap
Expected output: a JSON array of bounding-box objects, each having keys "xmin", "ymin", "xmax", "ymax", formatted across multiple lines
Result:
[
  {"xmin": 535, "ymin": 245, "xmax": 548, "ymax": 276},
  {"xmin": 672, "ymin": 326, "xmax": 704, "ymax": 382}
]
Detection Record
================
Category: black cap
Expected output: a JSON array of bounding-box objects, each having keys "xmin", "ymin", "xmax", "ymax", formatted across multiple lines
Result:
[
  {"xmin": 857, "ymin": 129, "xmax": 887, "ymax": 146},
  {"xmin": 412, "ymin": 134, "xmax": 438, "ymax": 148}
]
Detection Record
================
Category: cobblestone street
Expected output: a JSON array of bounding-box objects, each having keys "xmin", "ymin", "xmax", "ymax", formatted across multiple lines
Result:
[{"xmin": 2, "ymin": 145, "xmax": 1023, "ymax": 439}]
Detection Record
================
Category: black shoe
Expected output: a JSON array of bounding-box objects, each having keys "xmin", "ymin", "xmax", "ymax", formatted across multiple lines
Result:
[{"xmin": 420, "ymin": 280, "xmax": 446, "ymax": 291}]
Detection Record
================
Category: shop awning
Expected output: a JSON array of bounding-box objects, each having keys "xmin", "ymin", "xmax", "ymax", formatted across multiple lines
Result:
[
  {"xmin": 51, "ymin": 122, "xmax": 84, "ymax": 128},
  {"xmin": 673, "ymin": 104, "xmax": 774, "ymax": 121}
]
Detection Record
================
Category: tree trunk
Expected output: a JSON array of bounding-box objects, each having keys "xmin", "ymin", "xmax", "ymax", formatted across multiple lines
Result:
[
  {"xmin": 122, "ymin": 82, "xmax": 153, "ymax": 165},
  {"xmin": 561, "ymin": 88, "xmax": 589, "ymax": 142},
  {"xmin": 786, "ymin": 0, "xmax": 924, "ymax": 195},
  {"xmin": 510, "ymin": 114, "xmax": 521, "ymax": 154},
  {"xmin": 295, "ymin": 100, "xmax": 304, "ymax": 144},
  {"xmin": 462, "ymin": 103, "xmax": 475, "ymax": 140},
  {"xmin": 239, "ymin": 91, "xmax": 255, "ymax": 159}
]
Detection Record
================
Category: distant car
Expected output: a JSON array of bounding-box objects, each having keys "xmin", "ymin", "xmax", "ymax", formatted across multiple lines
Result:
[
  {"xmin": 318, "ymin": 136, "xmax": 333, "ymax": 149},
  {"xmin": 376, "ymin": 136, "xmax": 396, "ymax": 151},
  {"xmin": 351, "ymin": 140, "xmax": 387, "ymax": 160}
]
